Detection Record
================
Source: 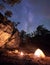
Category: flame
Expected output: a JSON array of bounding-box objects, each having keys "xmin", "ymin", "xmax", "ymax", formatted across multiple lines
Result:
[
  {"xmin": 14, "ymin": 50, "xmax": 18, "ymax": 53},
  {"xmin": 20, "ymin": 52, "xmax": 24, "ymax": 56},
  {"xmin": 8, "ymin": 51, "xmax": 12, "ymax": 54},
  {"xmin": 34, "ymin": 48, "xmax": 45, "ymax": 58}
]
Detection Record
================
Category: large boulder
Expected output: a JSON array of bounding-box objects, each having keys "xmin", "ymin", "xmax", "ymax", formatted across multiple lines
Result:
[
  {"xmin": 6, "ymin": 31, "xmax": 20, "ymax": 49},
  {"xmin": 0, "ymin": 13, "xmax": 20, "ymax": 49},
  {"xmin": 0, "ymin": 30, "xmax": 11, "ymax": 47}
]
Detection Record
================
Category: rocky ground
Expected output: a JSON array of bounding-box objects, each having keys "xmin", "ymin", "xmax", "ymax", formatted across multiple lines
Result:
[{"xmin": 0, "ymin": 51, "xmax": 50, "ymax": 65}]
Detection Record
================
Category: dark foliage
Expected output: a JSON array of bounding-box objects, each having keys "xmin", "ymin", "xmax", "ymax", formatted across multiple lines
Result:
[
  {"xmin": 3, "ymin": 0, "xmax": 21, "ymax": 6},
  {"xmin": 0, "ymin": 4, "xmax": 5, "ymax": 10},
  {"xmin": 5, "ymin": 11, "xmax": 12, "ymax": 17},
  {"xmin": 20, "ymin": 25, "xmax": 50, "ymax": 56}
]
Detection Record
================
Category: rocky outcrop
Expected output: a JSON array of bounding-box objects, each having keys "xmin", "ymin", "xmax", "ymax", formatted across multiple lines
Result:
[
  {"xmin": 0, "ymin": 30, "xmax": 11, "ymax": 47},
  {"xmin": 0, "ymin": 13, "xmax": 20, "ymax": 49},
  {"xmin": 6, "ymin": 31, "xmax": 20, "ymax": 49}
]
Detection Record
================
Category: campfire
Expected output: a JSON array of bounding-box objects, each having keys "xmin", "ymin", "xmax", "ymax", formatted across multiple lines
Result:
[
  {"xmin": 20, "ymin": 52, "xmax": 24, "ymax": 56},
  {"xmin": 7, "ymin": 48, "xmax": 46, "ymax": 59}
]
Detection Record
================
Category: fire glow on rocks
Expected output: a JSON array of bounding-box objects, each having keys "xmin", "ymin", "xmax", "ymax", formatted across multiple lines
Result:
[
  {"xmin": 20, "ymin": 52, "xmax": 24, "ymax": 56},
  {"xmin": 7, "ymin": 48, "xmax": 45, "ymax": 59},
  {"xmin": 0, "ymin": 13, "xmax": 20, "ymax": 49},
  {"xmin": 6, "ymin": 48, "xmax": 50, "ymax": 65},
  {"xmin": 0, "ymin": 30, "xmax": 11, "ymax": 47}
]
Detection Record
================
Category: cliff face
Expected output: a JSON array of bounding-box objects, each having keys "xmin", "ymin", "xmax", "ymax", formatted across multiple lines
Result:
[
  {"xmin": 0, "ymin": 30, "xmax": 11, "ymax": 47},
  {"xmin": 6, "ymin": 31, "xmax": 21, "ymax": 49},
  {"xmin": 0, "ymin": 13, "xmax": 20, "ymax": 49}
]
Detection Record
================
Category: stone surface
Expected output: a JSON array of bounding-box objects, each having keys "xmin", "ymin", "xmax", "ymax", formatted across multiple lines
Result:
[
  {"xmin": 0, "ymin": 13, "xmax": 20, "ymax": 49},
  {"xmin": 6, "ymin": 31, "xmax": 20, "ymax": 49},
  {"xmin": 0, "ymin": 30, "xmax": 11, "ymax": 47}
]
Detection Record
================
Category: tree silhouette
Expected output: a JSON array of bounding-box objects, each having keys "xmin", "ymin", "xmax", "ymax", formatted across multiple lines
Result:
[
  {"xmin": 0, "ymin": 4, "xmax": 5, "ymax": 10},
  {"xmin": 5, "ymin": 10, "xmax": 12, "ymax": 17},
  {"xmin": 34, "ymin": 25, "xmax": 49, "ymax": 36},
  {"xmin": 3, "ymin": 0, "xmax": 21, "ymax": 6},
  {"xmin": 20, "ymin": 30, "xmax": 26, "ymax": 40}
]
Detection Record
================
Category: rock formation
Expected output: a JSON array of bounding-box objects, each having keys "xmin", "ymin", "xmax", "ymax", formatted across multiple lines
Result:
[{"xmin": 0, "ymin": 13, "xmax": 20, "ymax": 49}]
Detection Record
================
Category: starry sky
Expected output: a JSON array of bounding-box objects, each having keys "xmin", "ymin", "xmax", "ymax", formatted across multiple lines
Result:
[{"xmin": 0, "ymin": 0, "xmax": 50, "ymax": 33}]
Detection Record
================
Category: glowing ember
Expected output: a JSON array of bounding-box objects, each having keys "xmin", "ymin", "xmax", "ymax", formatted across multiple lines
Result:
[
  {"xmin": 34, "ymin": 48, "xmax": 45, "ymax": 58},
  {"xmin": 20, "ymin": 52, "xmax": 24, "ymax": 56},
  {"xmin": 14, "ymin": 50, "xmax": 18, "ymax": 53},
  {"xmin": 7, "ymin": 51, "xmax": 12, "ymax": 54}
]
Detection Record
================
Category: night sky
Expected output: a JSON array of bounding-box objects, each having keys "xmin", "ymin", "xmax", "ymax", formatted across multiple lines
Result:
[{"xmin": 0, "ymin": 0, "xmax": 50, "ymax": 33}]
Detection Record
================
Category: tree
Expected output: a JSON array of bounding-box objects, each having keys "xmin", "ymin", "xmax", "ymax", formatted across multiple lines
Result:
[
  {"xmin": 0, "ymin": 4, "xmax": 5, "ymax": 10},
  {"xmin": 5, "ymin": 11, "xmax": 12, "ymax": 17},
  {"xmin": 3, "ymin": 0, "xmax": 21, "ymax": 6},
  {"xmin": 35, "ymin": 25, "xmax": 49, "ymax": 36},
  {"xmin": 20, "ymin": 30, "xmax": 26, "ymax": 39}
]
